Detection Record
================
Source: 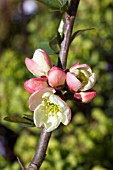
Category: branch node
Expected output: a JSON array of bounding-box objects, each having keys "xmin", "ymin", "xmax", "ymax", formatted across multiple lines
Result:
[{"xmin": 28, "ymin": 163, "xmax": 37, "ymax": 170}]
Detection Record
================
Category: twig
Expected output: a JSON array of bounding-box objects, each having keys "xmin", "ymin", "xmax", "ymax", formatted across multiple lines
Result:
[
  {"xmin": 58, "ymin": 0, "xmax": 80, "ymax": 69},
  {"xmin": 28, "ymin": 128, "xmax": 51, "ymax": 170},
  {"xmin": 17, "ymin": 157, "xmax": 26, "ymax": 170}
]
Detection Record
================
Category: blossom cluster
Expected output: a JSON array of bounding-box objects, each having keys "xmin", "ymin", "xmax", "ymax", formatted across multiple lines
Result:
[{"xmin": 24, "ymin": 49, "xmax": 96, "ymax": 132}]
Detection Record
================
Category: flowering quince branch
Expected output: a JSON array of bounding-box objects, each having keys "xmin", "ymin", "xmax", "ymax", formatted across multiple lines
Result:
[{"xmin": 22, "ymin": 0, "xmax": 97, "ymax": 169}]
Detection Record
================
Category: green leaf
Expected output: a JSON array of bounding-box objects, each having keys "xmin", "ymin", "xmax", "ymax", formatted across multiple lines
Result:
[
  {"xmin": 61, "ymin": 0, "xmax": 68, "ymax": 8},
  {"xmin": 4, "ymin": 114, "xmax": 35, "ymax": 127},
  {"xmin": 71, "ymin": 28, "xmax": 94, "ymax": 44},
  {"xmin": 23, "ymin": 115, "xmax": 34, "ymax": 121},
  {"xmin": 38, "ymin": 41, "xmax": 56, "ymax": 55},
  {"xmin": 49, "ymin": 32, "xmax": 62, "ymax": 53},
  {"xmin": 37, "ymin": 0, "xmax": 68, "ymax": 10}
]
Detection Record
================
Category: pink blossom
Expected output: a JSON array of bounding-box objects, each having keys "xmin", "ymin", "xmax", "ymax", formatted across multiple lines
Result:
[
  {"xmin": 25, "ymin": 49, "xmax": 52, "ymax": 77},
  {"xmin": 24, "ymin": 77, "xmax": 48, "ymax": 94},
  {"xmin": 48, "ymin": 66, "xmax": 66, "ymax": 90},
  {"xmin": 66, "ymin": 63, "xmax": 96, "ymax": 92}
]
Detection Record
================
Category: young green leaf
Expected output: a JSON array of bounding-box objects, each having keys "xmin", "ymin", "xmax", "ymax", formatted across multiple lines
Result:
[
  {"xmin": 37, "ymin": 0, "xmax": 68, "ymax": 10},
  {"xmin": 38, "ymin": 41, "xmax": 56, "ymax": 55},
  {"xmin": 71, "ymin": 28, "xmax": 94, "ymax": 44},
  {"xmin": 49, "ymin": 32, "xmax": 62, "ymax": 53},
  {"xmin": 4, "ymin": 114, "xmax": 35, "ymax": 127}
]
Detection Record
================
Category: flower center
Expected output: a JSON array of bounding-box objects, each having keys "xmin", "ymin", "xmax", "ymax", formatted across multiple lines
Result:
[
  {"xmin": 42, "ymin": 97, "xmax": 61, "ymax": 116},
  {"xmin": 76, "ymin": 70, "xmax": 88, "ymax": 87}
]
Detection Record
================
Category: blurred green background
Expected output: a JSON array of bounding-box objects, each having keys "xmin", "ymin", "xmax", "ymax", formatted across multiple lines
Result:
[{"xmin": 0, "ymin": 0, "xmax": 113, "ymax": 169}]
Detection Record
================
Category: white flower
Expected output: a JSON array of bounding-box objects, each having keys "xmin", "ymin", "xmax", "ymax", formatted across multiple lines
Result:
[{"xmin": 29, "ymin": 88, "xmax": 71, "ymax": 132}]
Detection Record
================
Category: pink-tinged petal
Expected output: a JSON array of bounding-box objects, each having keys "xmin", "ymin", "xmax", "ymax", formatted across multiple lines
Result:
[
  {"xmin": 24, "ymin": 77, "xmax": 48, "ymax": 94},
  {"xmin": 25, "ymin": 49, "xmax": 52, "ymax": 77},
  {"xmin": 69, "ymin": 63, "xmax": 96, "ymax": 91},
  {"xmin": 32, "ymin": 49, "xmax": 52, "ymax": 75},
  {"xmin": 70, "ymin": 63, "xmax": 89, "ymax": 70},
  {"xmin": 62, "ymin": 105, "xmax": 71, "ymax": 125},
  {"xmin": 74, "ymin": 89, "xmax": 97, "ymax": 103},
  {"xmin": 70, "ymin": 62, "xmax": 80, "ymax": 70},
  {"xmin": 70, "ymin": 63, "xmax": 92, "ymax": 74},
  {"xmin": 66, "ymin": 72, "xmax": 82, "ymax": 92},
  {"xmin": 38, "ymin": 49, "xmax": 52, "ymax": 68},
  {"xmin": 29, "ymin": 87, "xmax": 55, "ymax": 111},
  {"xmin": 25, "ymin": 57, "xmax": 43, "ymax": 76},
  {"xmin": 48, "ymin": 66, "xmax": 66, "ymax": 89}
]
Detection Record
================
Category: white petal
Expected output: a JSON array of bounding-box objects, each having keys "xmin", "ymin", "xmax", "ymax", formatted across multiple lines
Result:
[
  {"xmin": 49, "ymin": 95, "xmax": 71, "ymax": 125},
  {"xmin": 42, "ymin": 90, "xmax": 55, "ymax": 99},
  {"xmin": 34, "ymin": 104, "xmax": 47, "ymax": 127},
  {"xmin": 46, "ymin": 114, "xmax": 61, "ymax": 132},
  {"xmin": 80, "ymin": 73, "xmax": 96, "ymax": 91},
  {"xmin": 49, "ymin": 94, "xmax": 65, "ymax": 108},
  {"xmin": 61, "ymin": 105, "xmax": 71, "ymax": 124},
  {"xmin": 33, "ymin": 49, "xmax": 51, "ymax": 74},
  {"xmin": 80, "ymin": 69, "xmax": 91, "ymax": 78},
  {"xmin": 29, "ymin": 87, "xmax": 54, "ymax": 111},
  {"xmin": 34, "ymin": 104, "xmax": 62, "ymax": 132}
]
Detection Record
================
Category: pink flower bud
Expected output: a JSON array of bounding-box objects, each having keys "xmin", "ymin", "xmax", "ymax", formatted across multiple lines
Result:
[
  {"xmin": 74, "ymin": 90, "xmax": 97, "ymax": 103},
  {"xmin": 48, "ymin": 66, "xmax": 66, "ymax": 90},
  {"xmin": 25, "ymin": 49, "xmax": 52, "ymax": 77},
  {"xmin": 24, "ymin": 77, "xmax": 48, "ymax": 94}
]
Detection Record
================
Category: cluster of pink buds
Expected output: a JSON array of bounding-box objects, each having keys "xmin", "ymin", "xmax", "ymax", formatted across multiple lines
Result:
[{"xmin": 24, "ymin": 49, "xmax": 96, "ymax": 132}]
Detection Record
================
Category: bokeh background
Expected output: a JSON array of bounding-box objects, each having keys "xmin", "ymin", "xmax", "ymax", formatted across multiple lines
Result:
[{"xmin": 0, "ymin": 0, "xmax": 113, "ymax": 169}]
